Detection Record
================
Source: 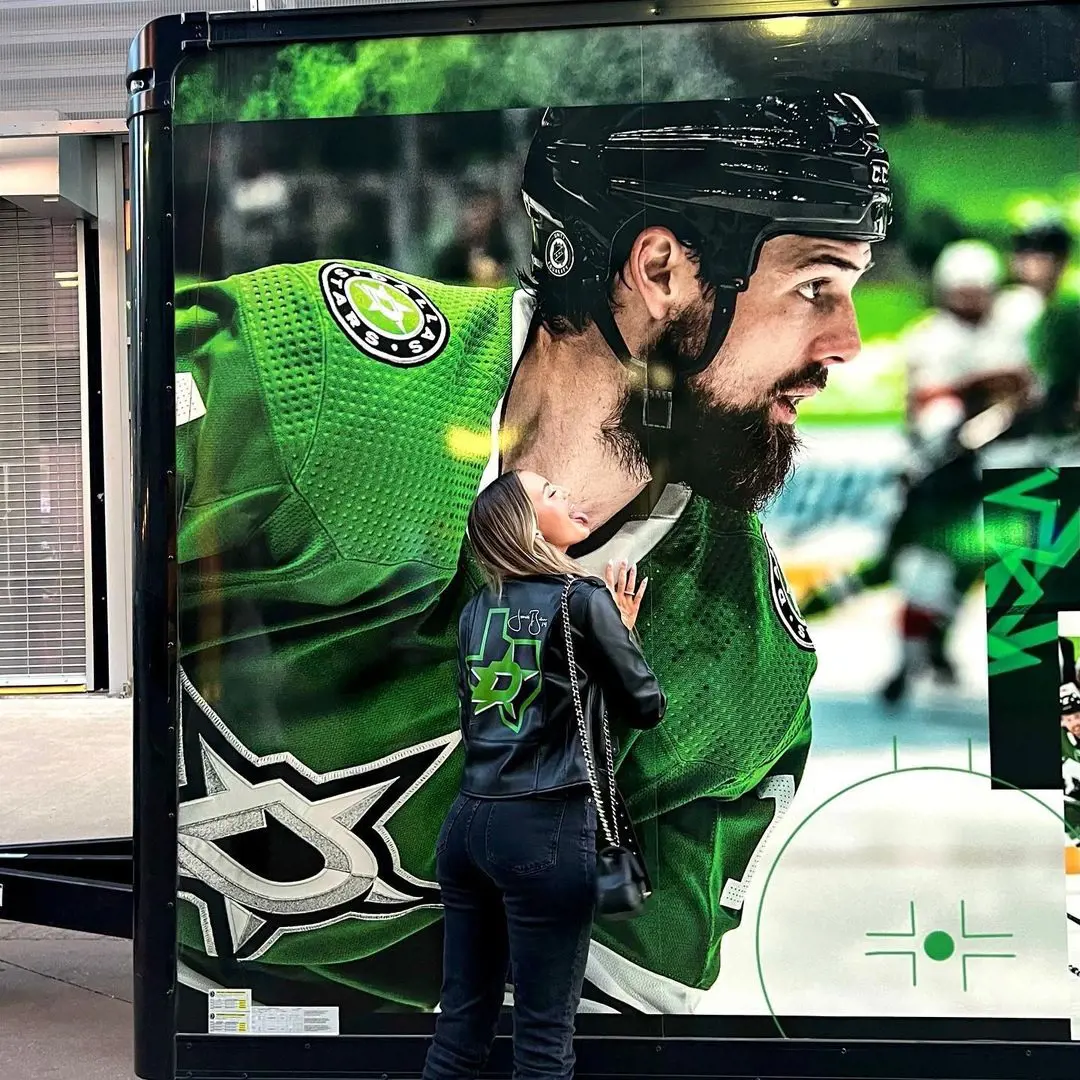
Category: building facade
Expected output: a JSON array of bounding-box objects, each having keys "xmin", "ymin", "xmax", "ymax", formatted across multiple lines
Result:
[{"xmin": 0, "ymin": 0, "xmax": 373, "ymax": 693}]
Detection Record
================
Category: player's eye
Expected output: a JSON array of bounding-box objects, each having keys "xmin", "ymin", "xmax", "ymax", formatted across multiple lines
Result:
[{"xmin": 796, "ymin": 279, "xmax": 827, "ymax": 302}]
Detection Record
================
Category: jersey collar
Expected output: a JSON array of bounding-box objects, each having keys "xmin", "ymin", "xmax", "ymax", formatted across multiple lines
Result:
[
  {"xmin": 478, "ymin": 288, "xmax": 534, "ymax": 493},
  {"xmin": 575, "ymin": 483, "xmax": 691, "ymax": 575}
]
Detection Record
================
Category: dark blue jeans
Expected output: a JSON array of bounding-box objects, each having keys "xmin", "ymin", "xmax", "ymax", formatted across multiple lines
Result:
[{"xmin": 421, "ymin": 789, "xmax": 597, "ymax": 1080}]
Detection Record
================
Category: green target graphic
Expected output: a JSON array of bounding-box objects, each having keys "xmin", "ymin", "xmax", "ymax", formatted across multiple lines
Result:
[{"xmin": 864, "ymin": 898, "xmax": 1014, "ymax": 989}]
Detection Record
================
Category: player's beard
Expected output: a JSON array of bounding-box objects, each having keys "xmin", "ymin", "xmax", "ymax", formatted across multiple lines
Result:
[{"xmin": 606, "ymin": 306, "xmax": 822, "ymax": 513}]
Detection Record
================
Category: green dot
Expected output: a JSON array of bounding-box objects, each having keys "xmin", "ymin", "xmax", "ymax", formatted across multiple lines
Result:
[{"xmin": 923, "ymin": 930, "xmax": 955, "ymax": 962}]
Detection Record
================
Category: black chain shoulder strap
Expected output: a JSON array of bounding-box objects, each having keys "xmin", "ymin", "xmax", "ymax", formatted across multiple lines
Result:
[{"xmin": 560, "ymin": 579, "xmax": 620, "ymax": 848}]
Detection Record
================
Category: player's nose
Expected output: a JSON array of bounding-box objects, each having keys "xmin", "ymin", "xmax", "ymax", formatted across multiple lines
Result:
[{"xmin": 816, "ymin": 296, "xmax": 862, "ymax": 366}]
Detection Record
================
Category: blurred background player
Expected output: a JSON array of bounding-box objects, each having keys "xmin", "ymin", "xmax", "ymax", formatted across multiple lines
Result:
[
  {"xmin": 903, "ymin": 238, "xmax": 1038, "ymax": 470},
  {"xmin": 1010, "ymin": 216, "xmax": 1080, "ymax": 435},
  {"xmin": 432, "ymin": 185, "xmax": 513, "ymax": 287},
  {"xmin": 1062, "ymin": 636, "xmax": 1080, "ymax": 850},
  {"xmin": 802, "ymin": 237, "xmax": 1044, "ymax": 703}
]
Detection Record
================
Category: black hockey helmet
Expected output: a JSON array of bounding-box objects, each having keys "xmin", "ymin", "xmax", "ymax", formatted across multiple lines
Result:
[
  {"xmin": 1012, "ymin": 215, "xmax": 1074, "ymax": 258},
  {"xmin": 520, "ymin": 91, "xmax": 892, "ymax": 420}
]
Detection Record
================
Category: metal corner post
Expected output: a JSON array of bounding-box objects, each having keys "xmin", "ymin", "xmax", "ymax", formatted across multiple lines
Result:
[
  {"xmin": 95, "ymin": 134, "xmax": 135, "ymax": 697},
  {"xmin": 127, "ymin": 13, "xmax": 208, "ymax": 1080}
]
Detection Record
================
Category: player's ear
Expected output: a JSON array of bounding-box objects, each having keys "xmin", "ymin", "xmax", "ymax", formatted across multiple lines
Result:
[{"xmin": 623, "ymin": 227, "xmax": 695, "ymax": 322}]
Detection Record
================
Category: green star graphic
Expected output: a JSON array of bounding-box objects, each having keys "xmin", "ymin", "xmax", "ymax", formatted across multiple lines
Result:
[
  {"xmin": 467, "ymin": 609, "xmax": 543, "ymax": 734},
  {"xmin": 984, "ymin": 468, "xmax": 1080, "ymax": 675},
  {"xmin": 471, "ymin": 644, "xmax": 538, "ymax": 721}
]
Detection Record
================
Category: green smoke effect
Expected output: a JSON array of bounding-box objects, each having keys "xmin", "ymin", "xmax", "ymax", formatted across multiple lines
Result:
[{"xmin": 174, "ymin": 26, "xmax": 733, "ymax": 126}]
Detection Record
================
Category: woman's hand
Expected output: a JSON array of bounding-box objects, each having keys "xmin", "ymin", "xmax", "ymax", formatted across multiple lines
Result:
[{"xmin": 605, "ymin": 558, "xmax": 648, "ymax": 633}]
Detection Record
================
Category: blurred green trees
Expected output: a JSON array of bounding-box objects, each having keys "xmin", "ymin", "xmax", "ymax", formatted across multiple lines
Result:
[{"xmin": 175, "ymin": 26, "xmax": 733, "ymax": 125}]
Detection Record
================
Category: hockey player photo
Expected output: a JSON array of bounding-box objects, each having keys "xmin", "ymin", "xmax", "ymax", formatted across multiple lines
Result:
[
  {"xmin": 1058, "ymin": 631, "xmax": 1080, "ymax": 1035},
  {"xmin": 150, "ymin": 1, "xmax": 1080, "ymax": 1046},
  {"xmin": 172, "ymin": 89, "xmax": 891, "ymax": 1016},
  {"xmin": 1062, "ymin": 636, "xmax": 1080, "ymax": 850}
]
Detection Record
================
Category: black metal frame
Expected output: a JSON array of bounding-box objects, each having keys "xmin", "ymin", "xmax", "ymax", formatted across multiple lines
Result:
[
  {"xmin": 0, "ymin": 838, "xmax": 131, "ymax": 938},
  {"xmin": 123, "ymin": 0, "xmax": 1079, "ymax": 1077}
]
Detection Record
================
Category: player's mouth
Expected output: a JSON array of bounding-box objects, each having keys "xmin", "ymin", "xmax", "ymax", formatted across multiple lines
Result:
[
  {"xmin": 569, "ymin": 508, "xmax": 590, "ymax": 529},
  {"xmin": 769, "ymin": 364, "xmax": 829, "ymax": 425},
  {"xmin": 770, "ymin": 387, "xmax": 819, "ymax": 424}
]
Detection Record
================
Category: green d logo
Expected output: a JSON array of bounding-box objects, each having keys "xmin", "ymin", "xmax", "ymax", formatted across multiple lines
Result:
[{"xmin": 467, "ymin": 608, "xmax": 544, "ymax": 734}]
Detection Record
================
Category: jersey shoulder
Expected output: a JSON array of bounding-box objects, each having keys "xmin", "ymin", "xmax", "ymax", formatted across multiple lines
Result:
[
  {"xmin": 176, "ymin": 258, "xmax": 516, "ymax": 373},
  {"xmin": 900, "ymin": 307, "xmax": 967, "ymax": 346},
  {"xmin": 650, "ymin": 493, "xmax": 815, "ymax": 654},
  {"xmin": 177, "ymin": 260, "xmax": 518, "ymax": 569},
  {"xmin": 1065, "ymin": 729, "xmax": 1080, "ymax": 760},
  {"xmin": 991, "ymin": 283, "xmax": 1044, "ymax": 330}
]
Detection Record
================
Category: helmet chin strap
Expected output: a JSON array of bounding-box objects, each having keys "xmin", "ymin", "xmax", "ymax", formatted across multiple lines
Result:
[
  {"xmin": 693, "ymin": 289, "xmax": 737, "ymax": 382},
  {"xmin": 589, "ymin": 287, "xmax": 738, "ymax": 432},
  {"xmin": 585, "ymin": 287, "xmax": 740, "ymax": 514}
]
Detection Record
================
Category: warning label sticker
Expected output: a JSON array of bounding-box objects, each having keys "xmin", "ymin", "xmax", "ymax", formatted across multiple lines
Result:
[
  {"xmin": 251, "ymin": 1006, "xmax": 339, "ymax": 1036},
  {"xmin": 206, "ymin": 989, "xmax": 339, "ymax": 1036},
  {"xmin": 207, "ymin": 988, "xmax": 251, "ymax": 1035}
]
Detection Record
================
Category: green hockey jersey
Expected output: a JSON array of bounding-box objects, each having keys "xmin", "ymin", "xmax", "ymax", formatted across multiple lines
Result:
[{"xmin": 174, "ymin": 259, "xmax": 817, "ymax": 1013}]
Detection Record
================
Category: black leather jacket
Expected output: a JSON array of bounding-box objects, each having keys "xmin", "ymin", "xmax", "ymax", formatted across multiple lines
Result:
[{"xmin": 456, "ymin": 574, "xmax": 666, "ymax": 800}]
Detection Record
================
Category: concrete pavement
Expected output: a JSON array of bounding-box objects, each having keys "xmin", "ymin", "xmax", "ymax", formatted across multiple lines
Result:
[{"xmin": 0, "ymin": 694, "xmax": 135, "ymax": 1079}]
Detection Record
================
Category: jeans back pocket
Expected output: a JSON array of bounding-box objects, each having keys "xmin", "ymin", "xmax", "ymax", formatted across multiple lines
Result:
[{"xmin": 484, "ymin": 796, "xmax": 568, "ymax": 876}]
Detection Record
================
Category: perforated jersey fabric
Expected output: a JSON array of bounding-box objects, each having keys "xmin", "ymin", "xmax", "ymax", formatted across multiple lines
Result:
[
  {"xmin": 580, "ymin": 495, "xmax": 815, "ymax": 996},
  {"xmin": 172, "ymin": 259, "xmax": 815, "ymax": 1008}
]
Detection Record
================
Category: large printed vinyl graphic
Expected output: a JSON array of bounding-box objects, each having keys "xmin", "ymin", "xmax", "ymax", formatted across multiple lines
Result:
[
  {"xmin": 171, "ymin": 12, "xmax": 1080, "ymax": 1036},
  {"xmin": 175, "ymin": 90, "xmax": 862, "ymax": 1014}
]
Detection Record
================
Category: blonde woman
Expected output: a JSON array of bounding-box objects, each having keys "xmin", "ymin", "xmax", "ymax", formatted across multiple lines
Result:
[{"xmin": 422, "ymin": 470, "xmax": 665, "ymax": 1080}]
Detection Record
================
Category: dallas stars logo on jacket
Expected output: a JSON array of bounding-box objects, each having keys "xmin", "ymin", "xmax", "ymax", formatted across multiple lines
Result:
[
  {"xmin": 320, "ymin": 263, "xmax": 450, "ymax": 366},
  {"xmin": 467, "ymin": 607, "xmax": 545, "ymax": 734}
]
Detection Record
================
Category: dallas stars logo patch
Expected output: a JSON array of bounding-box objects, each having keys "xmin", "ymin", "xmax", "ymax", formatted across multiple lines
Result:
[
  {"xmin": 467, "ymin": 608, "xmax": 545, "ymax": 733},
  {"xmin": 763, "ymin": 531, "xmax": 815, "ymax": 653},
  {"xmin": 319, "ymin": 263, "xmax": 450, "ymax": 367},
  {"xmin": 177, "ymin": 668, "xmax": 457, "ymax": 963}
]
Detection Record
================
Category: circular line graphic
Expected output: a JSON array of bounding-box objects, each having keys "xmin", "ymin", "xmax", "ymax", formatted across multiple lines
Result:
[{"xmin": 753, "ymin": 764, "xmax": 1070, "ymax": 1037}]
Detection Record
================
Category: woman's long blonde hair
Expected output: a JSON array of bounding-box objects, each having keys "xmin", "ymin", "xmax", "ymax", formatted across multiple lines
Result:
[{"xmin": 467, "ymin": 472, "xmax": 585, "ymax": 593}]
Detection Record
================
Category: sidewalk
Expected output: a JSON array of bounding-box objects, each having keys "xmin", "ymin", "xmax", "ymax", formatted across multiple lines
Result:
[{"xmin": 0, "ymin": 694, "xmax": 135, "ymax": 1080}]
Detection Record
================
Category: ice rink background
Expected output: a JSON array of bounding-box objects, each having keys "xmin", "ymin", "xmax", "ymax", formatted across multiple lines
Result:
[{"xmin": 701, "ymin": 426, "xmax": 1079, "ymax": 1031}]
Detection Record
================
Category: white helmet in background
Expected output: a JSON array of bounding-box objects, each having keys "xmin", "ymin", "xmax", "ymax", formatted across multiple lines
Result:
[{"xmin": 931, "ymin": 238, "xmax": 1004, "ymax": 297}]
